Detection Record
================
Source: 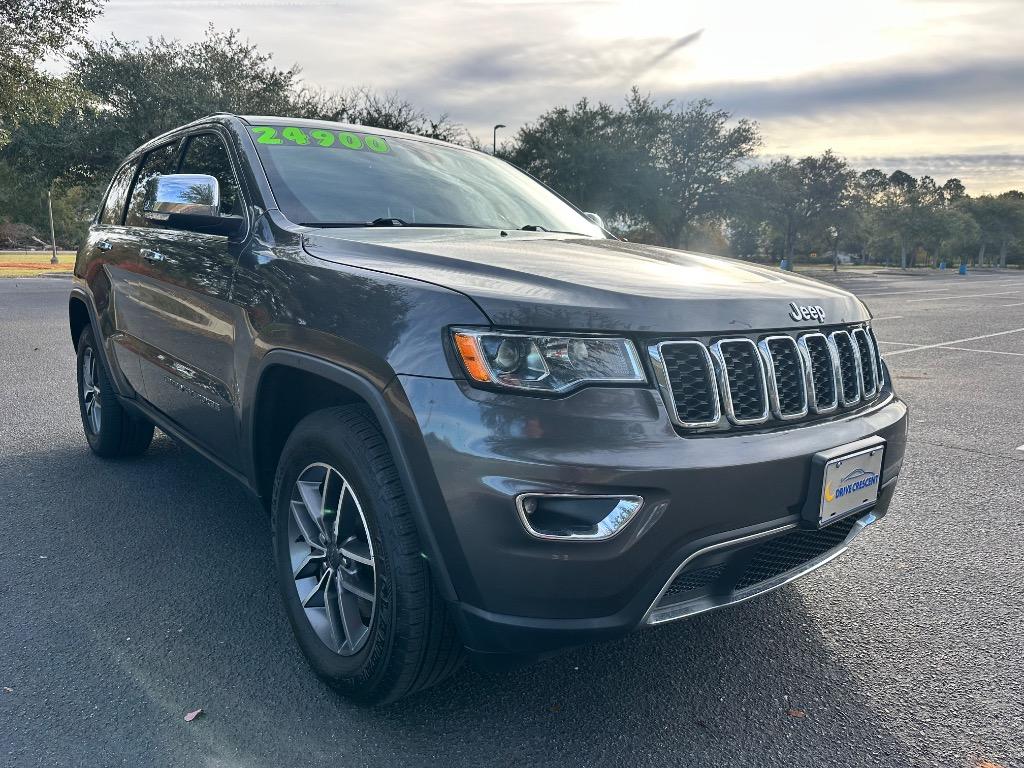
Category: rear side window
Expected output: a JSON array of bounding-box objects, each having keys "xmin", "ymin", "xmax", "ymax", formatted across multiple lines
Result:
[
  {"xmin": 124, "ymin": 141, "xmax": 180, "ymax": 228},
  {"xmin": 99, "ymin": 161, "xmax": 137, "ymax": 225},
  {"xmin": 179, "ymin": 133, "xmax": 243, "ymax": 217}
]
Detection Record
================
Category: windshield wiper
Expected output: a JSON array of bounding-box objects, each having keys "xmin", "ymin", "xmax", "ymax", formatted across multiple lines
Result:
[
  {"xmin": 300, "ymin": 221, "xmax": 495, "ymax": 229},
  {"xmin": 520, "ymin": 224, "xmax": 591, "ymax": 237}
]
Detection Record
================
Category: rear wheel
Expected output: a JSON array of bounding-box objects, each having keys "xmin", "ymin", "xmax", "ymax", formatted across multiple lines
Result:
[
  {"xmin": 271, "ymin": 405, "xmax": 463, "ymax": 704},
  {"xmin": 76, "ymin": 325, "xmax": 154, "ymax": 458}
]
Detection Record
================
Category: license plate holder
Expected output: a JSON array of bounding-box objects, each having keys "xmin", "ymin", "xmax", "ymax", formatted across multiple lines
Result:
[{"xmin": 802, "ymin": 437, "xmax": 886, "ymax": 528}]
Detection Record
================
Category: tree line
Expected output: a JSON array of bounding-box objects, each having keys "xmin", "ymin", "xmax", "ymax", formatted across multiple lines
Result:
[{"xmin": 2, "ymin": 2, "xmax": 1022, "ymax": 267}]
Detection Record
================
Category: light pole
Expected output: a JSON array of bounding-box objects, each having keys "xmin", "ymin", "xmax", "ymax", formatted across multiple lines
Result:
[
  {"xmin": 492, "ymin": 124, "xmax": 506, "ymax": 155},
  {"xmin": 47, "ymin": 189, "xmax": 58, "ymax": 264}
]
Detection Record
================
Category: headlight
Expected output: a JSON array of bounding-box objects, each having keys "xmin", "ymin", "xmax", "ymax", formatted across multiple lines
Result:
[{"xmin": 452, "ymin": 328, "xmax": 646, "ymax": 393}]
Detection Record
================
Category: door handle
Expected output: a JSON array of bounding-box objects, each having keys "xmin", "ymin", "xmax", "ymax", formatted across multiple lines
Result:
[
  {"xmin": 98, "ymin": 240, "xmax": 112, "ymax": 252},
  {"xmin": 141, "ymin": 249, "xmax": 166, "ymax": 263}
]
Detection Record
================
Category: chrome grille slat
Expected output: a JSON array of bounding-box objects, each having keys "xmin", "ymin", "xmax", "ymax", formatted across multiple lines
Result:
[
  {"xmin": 651, "ymin": 325, "xmax": 883, "ymax": 431},
  {"xmin": 757, "ymin": 336, "xmax": 808, "ymax": 420},
  {"xmin": 709, "ymin": 338, "xmax": 769, "ymax": 425},
  {"xmin": 798, "ymin": 332, "xmax": 839, "ymax": 414},
  {"xmin": 649, "ymin": 341, "xmax": 721, "ymax": 428},
  {"xmin": 851, "ymin": 328, "xmax": 878, "ymax": 397},
  {"xmin": 829, "ymin": 330, "xmax": 862, "ymax": 406}
]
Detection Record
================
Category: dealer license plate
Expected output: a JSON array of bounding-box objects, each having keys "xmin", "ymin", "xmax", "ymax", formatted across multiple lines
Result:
[{"xmin": 819, "ymin": 446, "xmax": 884, "ymax": 526}]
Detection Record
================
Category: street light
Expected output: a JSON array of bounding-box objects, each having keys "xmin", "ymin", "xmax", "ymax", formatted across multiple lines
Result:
[{"xmin": 492, "ymin": 124, "xmax": 506, "ymax": 155}]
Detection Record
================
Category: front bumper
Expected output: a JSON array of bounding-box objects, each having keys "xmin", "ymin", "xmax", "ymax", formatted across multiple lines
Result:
[{"xmin": 393, "ymin": 375, "xmax": 908, "ymax": 656}]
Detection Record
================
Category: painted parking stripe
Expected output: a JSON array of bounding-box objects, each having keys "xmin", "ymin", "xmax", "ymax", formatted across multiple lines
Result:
[
  {"xmin": 858, "ymin": 288, "xmax": 960, "ymax": 297},
  {"xmin": 1002, "ymin": 302, "xmax": 1024, "ymax": 307},
  {"xmin": 937, "ymin": 346, "xmax": 1024, "ymax": 357},
  {"xmin": 871, "ymin": 315, "xmax": 904, "ymax": 321},
  {"xmin": 906, "ymin": 290, "xmax": 1022, "ymax": 303},
  {"xmin": 883, "ymin": 327, "xmax": 1024, "ymax": 357}
]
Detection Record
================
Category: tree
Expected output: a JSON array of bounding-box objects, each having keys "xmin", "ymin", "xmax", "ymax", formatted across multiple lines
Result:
[
  {"xmin": 0, "ymin": 0, "xmax": 104, "ymax": 146},
  {"xmin": 963, "ymin": 193, "xmax": 1024, "ymax": 267},
  {"xmin": 508, "ymin": 90, "xmax": 759, "ymax": 246},
  {"xmin": 508, "ymin": 95, "xmax": 647, "ymax": 224},
  {"xmin": 647, "ymin": 98, "xmax": 760, "ymax": 246},
  {"xmin": 728, "ymin": 151, "xmax": 857, "ymax": 264},
  {"xmin": 292, "ymin": 86, "xmax": 464, "ymax": 143}
]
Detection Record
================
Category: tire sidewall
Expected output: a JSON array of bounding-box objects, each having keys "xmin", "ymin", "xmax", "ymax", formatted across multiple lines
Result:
[
  {"xmin": 76, "ymin": 327, "xmax": 108, "ymax": 453},
  {"xmin": 272, "ymin": 420, "xmax": 397, "ymax": 694}
]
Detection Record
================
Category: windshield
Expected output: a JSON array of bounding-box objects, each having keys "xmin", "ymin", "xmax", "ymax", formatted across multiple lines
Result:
[{"xmin": 247, "ymin": 123, "xmax": 604, "ymax": 236}]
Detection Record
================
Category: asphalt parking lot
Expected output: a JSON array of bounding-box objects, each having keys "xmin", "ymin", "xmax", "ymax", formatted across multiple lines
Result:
[{"xmin": 1, "ymin": 268, "xmax": 1022, "ymax": 768}]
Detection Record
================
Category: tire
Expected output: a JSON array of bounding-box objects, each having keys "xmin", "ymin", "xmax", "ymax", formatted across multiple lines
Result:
[
  {"xmin": 271, "ymin": 405, "xmax": 463, "ymax": 704},
  {"xmin": 76, "ymin": 325, "xmax": 154, "ymax": 458}
]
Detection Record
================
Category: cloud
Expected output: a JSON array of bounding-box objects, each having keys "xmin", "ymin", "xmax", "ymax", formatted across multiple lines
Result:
[
  {"xmin": 691, "ymin": 57, "xmax": 1024, "ymax": 118},
  {"xmin": 628, "ymin": 29, "xmax": 703, "ymax": 81}
]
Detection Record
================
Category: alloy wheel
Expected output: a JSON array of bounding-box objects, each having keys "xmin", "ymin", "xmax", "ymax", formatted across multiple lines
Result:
[
  {"xmin": 81, "ymin": 347, "xmax": 102, "ymax": 434},
  {"xmin": 288, "ymin": 462, "xmax": 377, "ymax": 656}
]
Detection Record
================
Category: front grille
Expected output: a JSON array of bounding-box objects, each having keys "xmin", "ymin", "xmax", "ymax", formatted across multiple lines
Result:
[
  {"xmin": 661, "ymin": 563, "xmax": 725, "ymax": 598},
  {"xmin": 734, "ymin": 515, "xmax": 860, "ymax": 590},
  {"xmin": 653, "ymin": 514, "xmax": 864, "ymax": 614},
  {"xmin": 651, "ymin": 324, "xmax": 884, "ymax": 432}
]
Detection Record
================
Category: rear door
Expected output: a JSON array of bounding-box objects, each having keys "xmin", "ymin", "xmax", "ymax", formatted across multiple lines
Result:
[
  {"xmin": 126, "ymin": 130, "xmax": 248, "ymax": 468},
  {"xmin": 80, "ymin": 156, "xmax": 149, "ymax": 396}
]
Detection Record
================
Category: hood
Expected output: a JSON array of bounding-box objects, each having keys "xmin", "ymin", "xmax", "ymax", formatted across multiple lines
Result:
[{"xmin": 301, "ymin": 227, "xmax": 869, "ymax": 333}]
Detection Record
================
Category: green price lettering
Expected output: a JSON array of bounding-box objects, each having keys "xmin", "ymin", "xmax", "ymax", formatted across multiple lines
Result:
[
  {"xmin": 250, "ymin": 126, "xmax": 282, "ymax": 144},
  {"xmin": 310, "ymin": 129, "xmax": 335, "ymax": 147},
  {"xmin": 281, "ymin": 126, "xmax": 309, "ymax": 145},
  {"xmin": 252, "ymin": 125, "xmax": 393, "ymax": 155},
  {"xmin": 338, "ymin": 132, "xmax": 363, "ymax": 150}
]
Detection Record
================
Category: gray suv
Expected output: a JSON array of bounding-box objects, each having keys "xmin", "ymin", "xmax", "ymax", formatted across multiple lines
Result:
[{"xmin": 69, "ymin": 114, "xmax": 909, "ymax": 703}]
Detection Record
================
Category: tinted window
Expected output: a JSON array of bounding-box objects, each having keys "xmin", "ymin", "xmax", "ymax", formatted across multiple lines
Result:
[
  {"xmin": 179, "ymin": 133, "xmax": 242, "ymax": 216},
  {"xmin": 125, "ymin": 142, "xmax": 180, "ymax": 228},
  {"xmin": 249, "ymin": 126, "xmax": 602, "ymax": 236},
  {"xmin": 99, "ymin": 161, "xmax": 137, "ymax": 225}
]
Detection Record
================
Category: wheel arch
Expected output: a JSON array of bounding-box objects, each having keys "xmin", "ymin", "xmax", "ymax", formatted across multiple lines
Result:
[
  {"xmin": 248, "ymin": 350, "xmax": 459, "ymax": 602},
  {"xmin": 69, "ymin": 294, "xmax": 92, "ymax": 350}
]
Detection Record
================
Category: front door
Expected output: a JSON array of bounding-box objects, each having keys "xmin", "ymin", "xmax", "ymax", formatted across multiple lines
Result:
[{"xmin": 125, "ymin": 131, "xmax": 248, "ymax": 469}]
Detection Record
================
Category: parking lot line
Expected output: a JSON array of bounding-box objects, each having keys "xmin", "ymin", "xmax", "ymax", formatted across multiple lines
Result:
[
  {"xmin": 876, "ymin": 340, "xmax": 917, "ymax": 346},
  {"xmin": 1002, "ymin": 302, "xmax": 1024, "ymax": 307},
  {"xmin": 871, "ymin": 315, "xmax": 904, "ymax": 321},
  {"xmin": 857, "ymin": 288, "xmax": 961, "ymax": 297},
  {"xmin": 906, "ymin": 290, "xmax": 1022, "ymax": 303},
  {"xmin": 883, "ymin": 326, "xmax": 1024, "ymax": 356},
  {"xmin": 937, "ymin": 346, "xmax": 1024, "ymax": 357}
]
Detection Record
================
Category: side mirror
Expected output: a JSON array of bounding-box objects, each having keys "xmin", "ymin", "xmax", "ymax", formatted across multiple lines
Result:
[
  {"xmin": 583, "ymin": 212, "xmax": 605, "ymax": 230},
  {"xmin": 144, "ymin": 174, "xmax": 241, "ymax": 237}
]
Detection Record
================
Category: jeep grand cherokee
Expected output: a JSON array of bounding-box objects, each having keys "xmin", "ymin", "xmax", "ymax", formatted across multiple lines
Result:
[{"xmin": 69, "ymin": 114, "xmax": 909, "ymax": 703}]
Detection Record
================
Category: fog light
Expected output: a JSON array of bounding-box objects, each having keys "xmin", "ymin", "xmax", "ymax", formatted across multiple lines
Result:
[{"xmin": 516, "ymin": 494, "xmax": 644, "ymax": 541}]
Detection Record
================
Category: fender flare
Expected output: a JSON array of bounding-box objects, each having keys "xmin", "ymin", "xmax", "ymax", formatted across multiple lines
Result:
[
  {"xmin": 248, "ymin": 349, "xmax": 459, "ymax": 602},
  {"xmin": 68, "ymin": 286, "xmax": 133, "ymax": 399}
]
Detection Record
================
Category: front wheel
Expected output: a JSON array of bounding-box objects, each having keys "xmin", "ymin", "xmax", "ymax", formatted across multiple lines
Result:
[
  {"xmin": 271, "ymin": 405, "xmax": 463, "ymax": 704},
  {"xmin": 76, "ymin": 326, "xmax": 154, "ymax": 458}
]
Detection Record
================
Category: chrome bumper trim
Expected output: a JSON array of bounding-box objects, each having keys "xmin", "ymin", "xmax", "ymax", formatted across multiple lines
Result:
[{"xmin": 644, "ymin": 512, "xmax": 876, "ymax": 626}]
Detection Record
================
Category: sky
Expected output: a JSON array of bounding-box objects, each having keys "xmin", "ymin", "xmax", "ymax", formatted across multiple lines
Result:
[{"xmin": 91, "ymin": 0, "xmax": 1024, "ymax": 193}]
